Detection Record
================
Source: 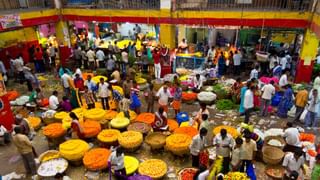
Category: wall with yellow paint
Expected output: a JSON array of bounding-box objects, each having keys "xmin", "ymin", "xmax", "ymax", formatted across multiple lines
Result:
[
  {"xmin": 300, "ymin": 29, "xmax": 319, "ymax": 63},
  {"xmin": 0, "ymin": 27, "xmax": 38, "ymax": 48},
  {"xmin": 159, "ymin": 24, "xmax": 176, "ymax": 48}
]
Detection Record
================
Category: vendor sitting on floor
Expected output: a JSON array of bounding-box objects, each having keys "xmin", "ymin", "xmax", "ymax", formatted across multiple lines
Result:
[
  {"xmin": 60, "ymin": 96, "xmax": 72, "ymax": 112},
  {"xmin": 29, "ymin": 88, "xmax": 45, "ymax": 106},
  {"xmin": 193, "ymin": 74, "xmax": 204, "ymax": 92},
  {"xmin": 152, "ymin": 107, "xmax": 168, "ymax": 131}
]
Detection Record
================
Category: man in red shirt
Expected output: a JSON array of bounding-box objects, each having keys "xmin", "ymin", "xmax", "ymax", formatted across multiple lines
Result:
[
  {"xmin": 153, "ymin": 48, "xmax": 161, "ymax": 79},
  {"xmin": 34, "ymin": 47, "xmax": 44, "ymax": 73},
  {"xmin": 74, "ymin": 73, "xmax": 85, "ymax": 105}
]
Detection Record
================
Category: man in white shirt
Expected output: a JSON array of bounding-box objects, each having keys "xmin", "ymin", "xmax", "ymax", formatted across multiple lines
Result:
[
  {"xmin": 243, "ymin": 86, "xmax": 254, "ymax": 123},
  {"xmin": 49, "ymin": 91, "xmax": 59, "ymax": 110},
  {"xmin": 109, "ymin": 147, "xmax": 126, "ymax": 178},
  {"xmin": 193, "ymin": 74, "xmax": 205, "ymax": 91},
  {"xmin": 190, "ymin": 128, "xmax": 208, "ymax": 168},
  {"xmin": 280, "ymin": 56, "xmax": 287, "ymax": 70},
  {"xmin": 279, "ymin": 70, "xmax": 290, "ymax": 88},
  {"xmin": 249, "ymin": 65, "xmax": 259, "ymax": 80},
  {"xmin": 13, "ymin": 56, "xmax": 24, "ymax": 82},
  {"xmin": 95, "ymin": 49, "xmax": 105, "ymax": 68},
  {"xmin": 86, "ymin": 48, "xmax": 95, "ymax": 70},
  {"xmin": 213, "ymin": 129, "xmax": 234, "ymax": 174},
  {"xmin": 260, "ymin": 81, "xmax": 275, "ymax": 116},
  {"xmin": 282, "ymin": 149, "xmax": 305, "ymax": 179},
  {"xmin": 98, "ymin": 78, "xmax": 109, "ymax": 110},
  {"xmin": 283, "ymin": 122, "xmax": 301, "ymax": 153},
  {"xmin": 233, "ymin": 50, "xmax": 242, "ymax": 75},
  {"xmin": 61, "ymin": 72, "xmax": 71, "ymax": 96},
  {"xmin": 207, "ymin": 46, "xmax": 216, "ymax": 64},
  {"xmin": 156, "ymin": 85, "xmax": 172, "ymax": 112},
  {"xmin": 240, "ymin": 133, "xmax": 257, "ymax": 172}
]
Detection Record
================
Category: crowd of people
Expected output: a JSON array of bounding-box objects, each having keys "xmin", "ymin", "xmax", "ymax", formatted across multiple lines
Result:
[{"xmin": 1, "ymin": 34, "xmax": 320, "ymax": 180}]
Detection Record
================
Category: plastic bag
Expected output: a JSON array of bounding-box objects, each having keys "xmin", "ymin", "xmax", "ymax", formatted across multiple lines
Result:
[{"xmin": 300, "ymin": 109, "xmax": 308, "ymax": 123}]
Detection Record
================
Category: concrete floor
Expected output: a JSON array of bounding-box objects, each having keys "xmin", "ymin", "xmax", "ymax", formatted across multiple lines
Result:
[{"xmin": 0, "ymin": 74, "xmax": 316, "ymax": 179}]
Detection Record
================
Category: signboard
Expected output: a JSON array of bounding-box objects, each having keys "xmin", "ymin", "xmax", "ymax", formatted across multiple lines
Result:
[{"xmin": 0, "ymin": 14, "xmax": 22, "ymax": 29}]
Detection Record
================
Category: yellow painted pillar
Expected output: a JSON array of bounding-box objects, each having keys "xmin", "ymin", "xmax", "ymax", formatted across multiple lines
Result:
[
  {"xmin": 55, "ymin": 20, "xmax": 70, "ymax": 47},
  {"xmin": 177, "ymin": 25, "xmax": 186, "ymax": 45},
  {"xmin": 295, "ymin": 29, "xmax": 319, "ymax": 83},
  {"xmin": 160, "ymin": 24, "xmax": 176, "ymax": 49}
]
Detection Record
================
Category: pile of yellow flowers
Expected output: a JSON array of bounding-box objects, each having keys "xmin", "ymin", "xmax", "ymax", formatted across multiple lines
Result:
[
  {"xmin": 112, "ymin": 86, "xmax": 124, "ymax": 95},
  {"xmin": 62, "ymin": 116, "xmax": 72, "ymax": 130},
  {"xmin": 104, "ymin": 110, "xmax": 118, "ymax": 120},
  {"xmin": 135, "ymin": 77, "xmax": 147, "ymax": 85},
  {"xmin": 224, "ymin": 172, "xmax": 250, "ymax": 180},
  {"xmin": 213, "ymin": 125, "xmax": 239, "ymax": 138},
  {"xmin": 84, "ymin": 108, "xmax": 106, "ymax": 121},
  {"xmin": 138, "ymin": 159, "xmax": 167, "ymax": 179},
  {"xmin": 165, "ymin": 134, "xmax": 192, "ymax": 155},
  {"xmin": 124, "ymin": 156, "xmax": 139, "ymax": 175},
  {"xmin": 110, "ymin": 116, "xmax": 130, "ymax": 129},
  {"xmin": 92, "ymin": 75, "xmax": 108, "ymax": 84},
  {"xmin": 39, "ymin": 150, "xmax": 61, "ymax": 162},
  {"xmin": 118, "ymin": 131, "xmax": 143, "ymax": 149},
  {"xmin": 54, "ymin": 112, "xmax": 69, "ymax": 121},
  {"xmin": 26, "ymin": 116, "xmax": 41, "ymax": 129},
  {"xmin": 129, "ymin": 110, "xmax": 137, "ymax": 121},
  {"xmin": 208, "ymin": 156, "xmax": 223, "ymax": 179},
  {"xmin": 97, "ymin": 129, "xmax": 121, "ymax": 143},
  {"xmin": 71, "ymin": 108, "xmax": 86, "ymax": 119},
  {"xmin": 59, "ymin": 139, "xmax": 89, "ymax": 161}
]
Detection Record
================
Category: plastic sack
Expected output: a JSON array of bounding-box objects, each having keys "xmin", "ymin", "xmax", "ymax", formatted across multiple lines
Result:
[{"xmin": 300, "ymin": 109, "xmax": 308, "ymax": 123}]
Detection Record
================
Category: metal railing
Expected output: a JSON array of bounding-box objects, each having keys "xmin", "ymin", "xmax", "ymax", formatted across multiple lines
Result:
[
  {"xmin": 0, "ymin": 0, "xmax": 55, "ymax": 10},
  {"xmin": 174, "ymin": 0, "xmax": 314, "ymax": 11},
  {"xmin": 62, "ymin": 0, "xmax": 160, "ymax": 9}
]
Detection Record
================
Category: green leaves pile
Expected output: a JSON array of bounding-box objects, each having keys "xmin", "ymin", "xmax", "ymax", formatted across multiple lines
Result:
[{"xmin": 216, "ymin": 99, "xmax": 235, "ymax": 110}]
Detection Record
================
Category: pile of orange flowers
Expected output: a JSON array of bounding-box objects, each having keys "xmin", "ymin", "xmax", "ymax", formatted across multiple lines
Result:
[
  {"xmin": 135, "ymin": 113, "xmax": 155, "ymax": 125},
  {"xmin": 174, "ymin": 126, "xmax": 198, "ymax": 138},
  {"xmin": 43, "ymin": 123, "xmax": 66, "ymax": 138},
  {"xmin": 27, "ymin": 116, "xmax": 41, "ymax": 129},
  {"xmin": 83, "ymin": 148, "xmax": 111, "ymax": 170},
  {"xmin": 80, "ymin": 120, "xmax": 102, "ymax": 138},
  {"xmin": 182, "ymin": 92, "xmax": 197, "ymax": 101},
  {"xmin": 105, "ymin": 110, "xmax": 118, "ymax": 120},
  {"xmin": 7, "ymin": 91, "xmax": 19, "ymax": 101},
  {"xmin": 168, "ymin": 119, "xmax": 179, "ymax": 132}
]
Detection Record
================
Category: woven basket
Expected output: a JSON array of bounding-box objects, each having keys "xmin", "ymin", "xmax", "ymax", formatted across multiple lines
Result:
[
  {"xmin": 264, "ymin": 136, "xmax": 285, "ymax": 149},
  {"xmin": 262, "ymin": 146, "xmax": 284, "ymax": 165},
  {"xmin": 99, "ymin": 139, "xmax": 119, "ymax": 149},
  {"xmin": 38, "ymin": 150, "xmax": 61, "ymax": 162},
  {"xmin": 145, "ymin": 132, "xmax": 167, "ymax": 150},
  {"xmin": 265, "ymin": 166, "xmax": 285, "ymax": 180},
  {"xmin": 152, "ymin": 80, "xmax": 164, "ymax": 92},
  {"xmin": 182, "ymin": 99, "xmax": 195, "ymax": 104},
  {"xmin": 69, "ymin": 158, "xmax": 83, "ymax": 166},
  {"xmin": 47, "ymin": 135, "xmax": 65, "ymax": 149},
  {"xmin": 198, "ymin": 100, "xmax": 215, "ymax": 105},
  {"xmin": 127, "ymin": 122, "xmax": 151, "ymax": 136},
  {"xmin": 177, "ymin": 167, "xmax": 198, "ymax": 180},
  {"xmin": 123, "ymin": 145, "xmax": 142, "ymax": 153}
]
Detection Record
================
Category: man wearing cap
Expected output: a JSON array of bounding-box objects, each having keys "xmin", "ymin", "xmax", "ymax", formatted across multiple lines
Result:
[{"xmin": 15, "ymin": 114, "xmax": 31, "ymax": 138}]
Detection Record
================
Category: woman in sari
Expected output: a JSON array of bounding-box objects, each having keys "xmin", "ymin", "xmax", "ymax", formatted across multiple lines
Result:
[
  {"xmin": 239, "ymin": 81, "xmax": 252, "ymax": 115},
  {"xmin": 218, "ymin": 52, "xmax": 226, "ymax": 77},
  {"xmin": 277, "ymin": 84, "xmax": 293, "ymax": 118},
  {"xmin": 232, "ymin": 78, "xmax": 242, "ymax": 103}
]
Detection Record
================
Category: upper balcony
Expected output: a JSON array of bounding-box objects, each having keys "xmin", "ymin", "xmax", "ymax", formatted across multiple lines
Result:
[
  {"xmin": 0, "ymin": 0, "xmax": 55, "ymax": 13},
  {"xmin": 174, "ymin": 0, "xmax": 314, "ymax": 11},
  {"xmin": 62, "ymin": 0, "xmax": 161, "ymax": 9}
]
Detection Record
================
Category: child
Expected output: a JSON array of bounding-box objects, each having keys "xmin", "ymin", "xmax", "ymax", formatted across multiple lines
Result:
[
  {"xmin": 172, "ymin": 82, "xmax": 182, "ymax": 116},
  {"xmin": 144, "ymin": 83, "xmax": 155, "ymax": 113},
  {"xmin": 130, "ymin": 81, "xmax": 141, "ymax": 114},
  {"xmin": 231, "ymin": 137, "xmax": 243, "ymax": 171},
  {"xmin": 83, "ymin": 86, "xmax": 95, "ymax": 109},
  {"xmin": 119, "ymin": 94, "xmax": 131, "ymax": 119},
  {"xmin": 60, "ymin": 96, "xmax": 72, "ymax": 112},
  {"xmin": 199, "ymin": 114, "xmax": 214, "ymax": 146}
]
